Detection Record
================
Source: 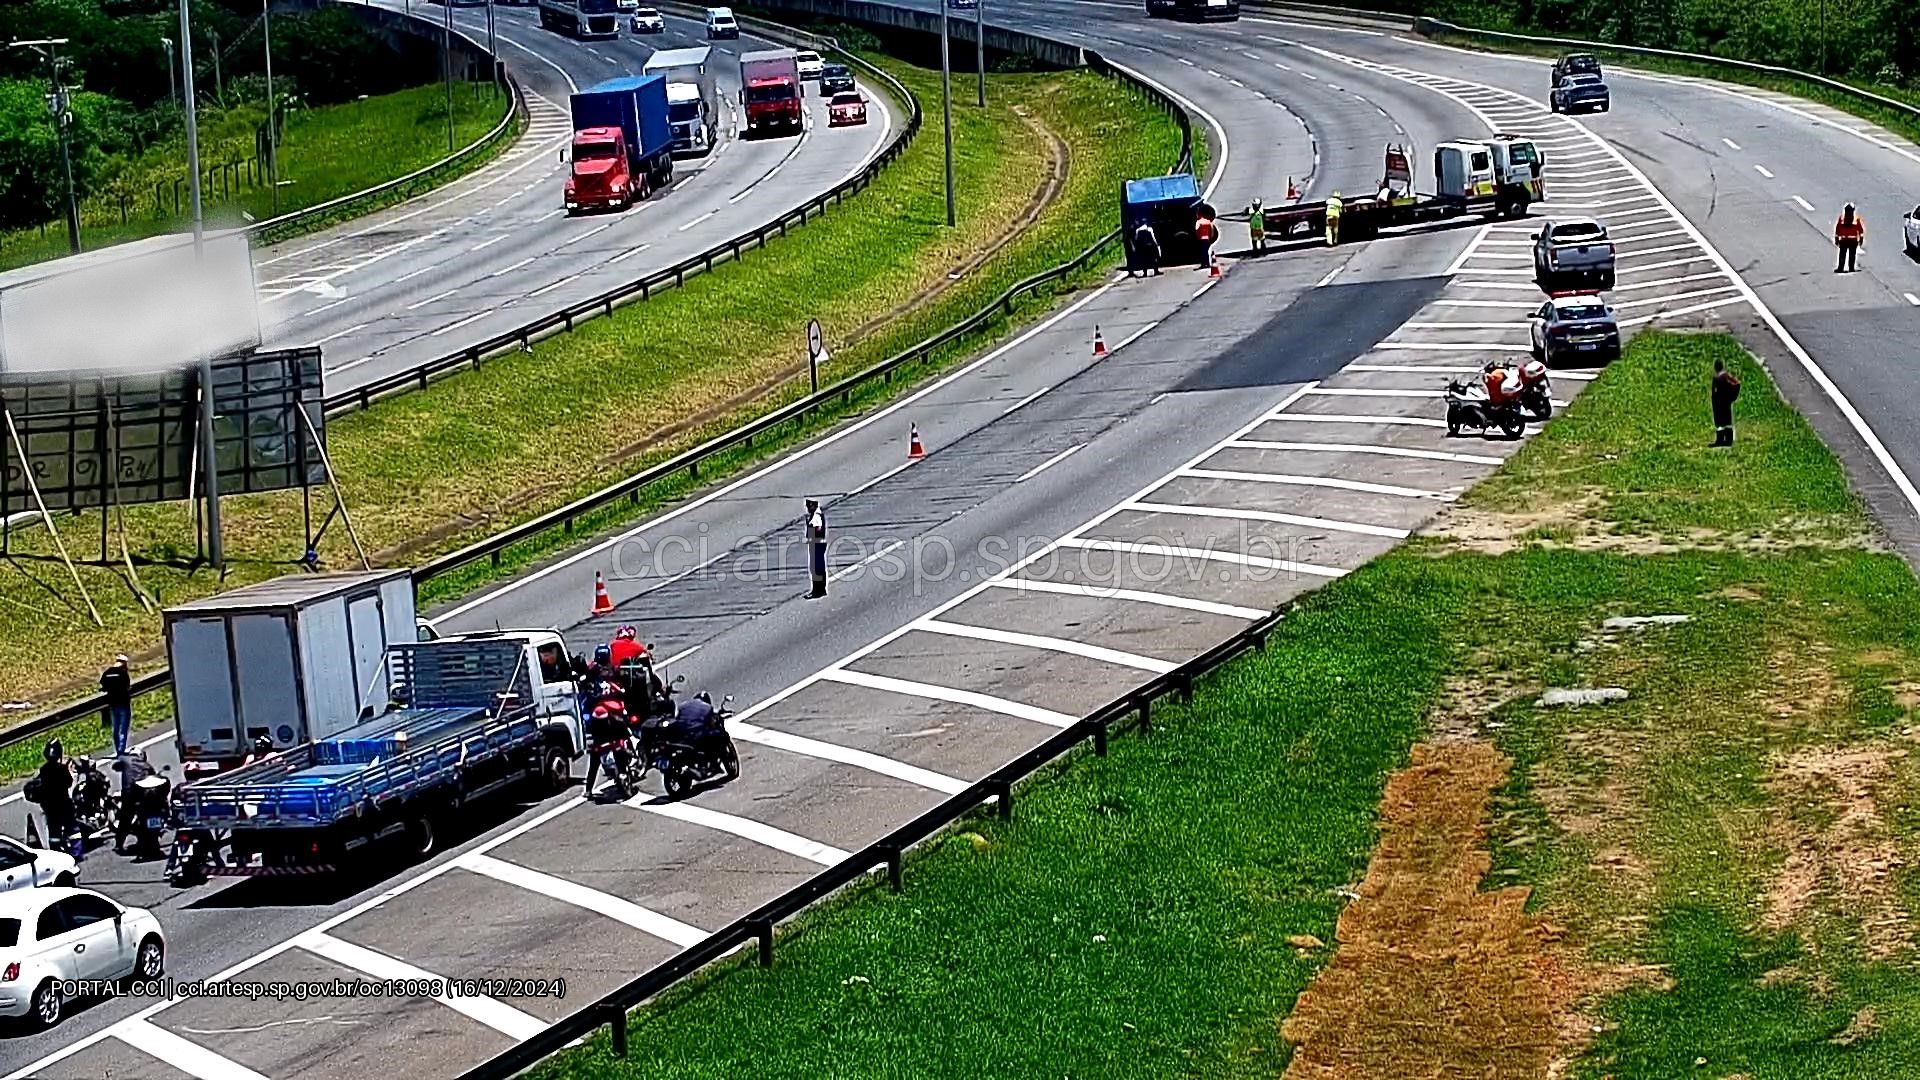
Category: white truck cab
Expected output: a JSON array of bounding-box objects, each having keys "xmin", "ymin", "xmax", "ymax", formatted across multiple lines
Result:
[{"xmin": 1432, "ymin": 135, "xmax": 1543, "ymax": 217}]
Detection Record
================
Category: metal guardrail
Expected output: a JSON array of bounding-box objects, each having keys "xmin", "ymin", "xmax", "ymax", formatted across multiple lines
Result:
[
  {"xmin": 245, "ymin": 8, "xmax": 526, "ymax": 244},
  {"xmin": 318, "ymin": 21, "xmax": 923, "ymax": 418}
]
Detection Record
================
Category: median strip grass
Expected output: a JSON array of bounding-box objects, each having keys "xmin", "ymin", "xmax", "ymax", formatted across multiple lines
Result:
[
  {"xmin": 521, "ymin": 330, "xmax": 1920, "ymax": 1077},
  {"xmin": 0, "ymin": 81, "xmax": 512, "ymax": 271},
  {"xmin": 0, "ymin": 55, "xmax": 1181, "ymax": 737}
]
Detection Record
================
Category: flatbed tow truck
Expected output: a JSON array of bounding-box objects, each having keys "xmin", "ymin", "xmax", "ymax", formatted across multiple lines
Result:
[{"xmin": 1250, "ymin": 138, "xmax": 1547, "ymax": 244}]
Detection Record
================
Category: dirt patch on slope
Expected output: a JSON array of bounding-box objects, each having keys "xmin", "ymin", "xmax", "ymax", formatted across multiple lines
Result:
[
  {"xmin": 1280, "ymin": 740, "xmax": 1580, "ymax": 1079},
  {"xmin": 1761, "ymin": 743, "xmax": 1912, "ymax": 960},
  {"xmin": 1422, "ymin": 503, "xmax": 1879, "ymax": 556}
]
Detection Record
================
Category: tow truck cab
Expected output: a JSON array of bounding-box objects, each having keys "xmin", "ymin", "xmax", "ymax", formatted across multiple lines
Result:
[{"xmin": 1433, "ymin": 135, "xmax": 1543, "ymax": 217}]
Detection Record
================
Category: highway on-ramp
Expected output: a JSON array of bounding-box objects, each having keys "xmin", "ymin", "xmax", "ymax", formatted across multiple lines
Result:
[
  {"xmin": 257, "ymin": 4, "xmax": 896, "ymax": 397},
  {"xmin": 6, "ymin": 3, "xmax": 1918, "ymax": 1077}
]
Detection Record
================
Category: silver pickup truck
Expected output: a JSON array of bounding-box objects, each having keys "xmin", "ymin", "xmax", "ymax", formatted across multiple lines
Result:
[{"xmin": 1533, "ymin": 216, "xmax": 1616, "ymax": 290}]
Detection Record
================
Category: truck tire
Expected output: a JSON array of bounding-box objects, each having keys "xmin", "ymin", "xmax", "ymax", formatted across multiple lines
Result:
[
  {"xmin": 406, "ymin": 815, "xmax": 437, "ymax": 860},
  {"xmin": 539, "ymin": 745, "xmax": 571, "ymax": 795}
]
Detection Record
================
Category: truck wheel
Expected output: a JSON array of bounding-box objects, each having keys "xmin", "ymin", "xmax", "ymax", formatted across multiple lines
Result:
[
  {"xmin": 540, "ymin": 746, "xmax": 571, "ymax": 794},
  {"xmin": 406, "ymin": 816, "xmax": 437, "ymax": 860}
]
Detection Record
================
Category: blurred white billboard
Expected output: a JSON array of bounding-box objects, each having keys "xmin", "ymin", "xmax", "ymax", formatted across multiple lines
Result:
[{"xmin": 0, "ymin": 231, "xmax": 261, "ymax": 378}]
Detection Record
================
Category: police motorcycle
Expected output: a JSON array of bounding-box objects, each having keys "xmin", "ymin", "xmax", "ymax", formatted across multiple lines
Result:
[
  {"xmin": 112, "ymin": 751, "xmax": 171, "ymax": 858},
  {"xmin": 1445, "ymin": 367, "xmax": 1528, "ymax": 439},
  {"xmin": 638, "ymin": 690, "xmax": 737, "ymax": 799},
  {"xmin": 71, "ymin": 755, "xmax": 116, "ymax": 840}
]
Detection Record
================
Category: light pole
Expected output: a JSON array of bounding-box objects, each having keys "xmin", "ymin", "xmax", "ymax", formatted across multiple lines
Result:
[
  {"xmin": 974, "ymin": 0, "xmax": 985, "ymax": 108},
  {"xmin": 486, "ymin": 0, "xmax": 499, "ymax": 95},
  {"xmin": 161, "ymin": 36, "xmax": 177, "ymax": 107},
  {"xmin": 262, "ymin": 0, "xmax": 278, "ymax": 214},
  {"xmin": 10, "ymin": 39, "xmax": 81, "ymax": 255},
  {"xmin": 444, "ymin": 0, "xmax": 455, "ymax": 152},
  {"xmin": 939, "ymin": 1, "xmax": 955, "ymax": 227},
  {"xmin": 178, "ymin": 0, "xmax": 223, "ymax": 570}
]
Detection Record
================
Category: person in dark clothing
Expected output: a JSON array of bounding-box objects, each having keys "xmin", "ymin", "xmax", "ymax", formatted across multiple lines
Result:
[
  {"xmin": 1130, "ymin": 222, "xmax": 1161, "ymax": 277},
  {"xmin": 1711, "ymin": 358, "xmax": 1742, "ymax": 447},
  {"xmin": 111, "ymin": 751, "xmax": 155, "ymax": 853},
  {"xmin": 34, "ymin": 742, "xmax": 75, "ymax": 851},
  {"xmin": 583, "ymin": 706, "xmax": 633, "ymax": 798},
  {"xmin": 669, "ymin": 693, "xmax": 726, "ymax": 757},
  {"xmin": 805, "ymin": 499, "xmax": 828, "ymax": 599},
  {"xmin": 100, "ymin": 654, "xmax": 133, "ymax": 756}
]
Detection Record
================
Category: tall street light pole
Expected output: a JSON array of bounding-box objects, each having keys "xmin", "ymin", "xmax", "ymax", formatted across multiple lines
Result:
[
  {"xmin": 974, "ymin": 0, "xmax": 985, "ymax": 108},
  {"xmin": 161, "ymin": 36, "xmax": 177, "ymax": 107},
  {"xmin": 9, "ymin": 39, "xmax": 82, "ymax": 255},
  {"xmin": 262, "ymin": 0, "xmax": 278, "ymax": 214},
  {"xmin": 939, "ymin": 1, "xmax": 955, "ymax": 227},
  {"xmin": 486, "ymin": 0, "xmax": 499, "ymax": 95},
  {"xmin": 444, "ymin": 0, "xmax": 456, "ymax": 153},
  {"xmin": 179, "ymin": 0, "xmax": 223, "ymax": 570}
]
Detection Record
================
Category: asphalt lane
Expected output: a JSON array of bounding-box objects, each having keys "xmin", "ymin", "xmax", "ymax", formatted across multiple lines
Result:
[{"xmin": 256, "ymin": 5, "xmax": 894, "ymax": 396}]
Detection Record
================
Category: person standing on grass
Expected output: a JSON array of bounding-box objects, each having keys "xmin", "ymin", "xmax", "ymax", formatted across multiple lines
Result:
[
  {"xmin": 100, "ymin": 654, "xmax": 133, "ymax": 756},
  {"xmin": 1711, "ymin": 358, "xmax": 1741, "ymax": 447}
]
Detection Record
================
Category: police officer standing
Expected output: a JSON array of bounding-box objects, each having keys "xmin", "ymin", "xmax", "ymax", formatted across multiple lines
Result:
[{"xmin": 806, "ymin": 498, "xmax": 828, "ymax": 599}]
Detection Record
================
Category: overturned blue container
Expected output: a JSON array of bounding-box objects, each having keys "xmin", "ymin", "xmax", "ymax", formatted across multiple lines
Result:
[{"xmin": 1121, "ymin": 172, "xmax": 1204, "ymax": 268}]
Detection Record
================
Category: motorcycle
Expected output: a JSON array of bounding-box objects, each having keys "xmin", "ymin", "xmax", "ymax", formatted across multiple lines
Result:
[
  {"xmin": 591, "ymin": 730, "xmax": 645, "ymax": 802},
  {"xmin": 71, "ymin": 756, "xmax": 116, "ymax": 840},
  {"xmin": 166, "ymin": 818, "xmax": 218, "ymax": 887},
  {"xmin": 1511, "ymin": 359, "xmax": 1553, "ymax": 422},
  {"xmin": 643, "ymin": 694, "xmax": 738, "ymax": 799},
  {"xmin": 121, "ymin": 774, "xmax": 172, "ymax": 859},
  {"xmin": 1445, "ymin": 378, "xmax": 1526, "ymax": 439}
]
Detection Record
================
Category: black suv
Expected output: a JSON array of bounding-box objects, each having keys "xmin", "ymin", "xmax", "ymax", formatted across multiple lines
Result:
[
  {"xmin": 1551, "ymin": 53, "xmax": 1601, "ymax": 90},
  {"xmin": 819, "ymin": 63, "xmax": 855, "ymax": 97}
]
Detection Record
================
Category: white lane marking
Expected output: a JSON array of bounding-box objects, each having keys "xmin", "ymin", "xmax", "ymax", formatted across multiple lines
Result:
[
  {"xmin": 1261, "ymin": 412, "xmax": 1452, "ymax": 428},
  {"xmin": 1621, "ymin": 254, "xmax": 1716, "ymax": 274},
  {"xmin": 1192, "ymin": 278, "xmax": 1219, "ymax": 300},
  {"xmin": 429, "ymin": 280, "xmax": 1128, "ymax": 625},
  {"xmin": 308, "ymin": 322, "xmax": 369, "ymax": 347},
  {"xmin": 457, "ymin": 852, "xmax": 707, "ymax": 945},
  {"xmin": 406, "ymin": 288, "xmax": 459, "ymax": 311},
  {"xmin": 913, "ymin": 618, "xmax": 1176, "ymax": 674},
  {"xmin": 1058, "ymin": 536, "xmax": 1347, "ymax": 579},
  {"xmin": 988, "ymin": 576, "xmax": 1269, "ymax": 621},
  {"xmin": 1113, "ymin": 320, "xmax": 1160, "ymax": 351},
  {"xmin": 1014, "ymin": 443, "xmax": 1083, "ymax": 482},
  {"xmin": 1314, "ymin": 265, "xmax": 1344, "ymax": 288},
  {"xmin": 609, "ymin": 243, "xmax": 652, "ymax": 264},
  {"xmin": 1230, "ymin": 439, "xmax": 1505, "ymax": 465},
  {"xmin": 470, "ymin": 234, "xmax": 507, "ymax": 252},
  {"xmin": 822, "ymin": 668, "xmax": 1076, "ymax": 729},
  {"xmin": 429, "ymin": 309, "xmax": 492, "ymax": 336},
  {"xmin": 298, "ymin": 932, "xmax": 545, "ymax": 1040},
  {"xmin": 827, "ymin": 538, "xmax": 905, "ymax": 584},
  {"xmin": 559, "ymin": 221, "xmax": 616, "ymax": 248},
  {"xmin": 1610, "ymin": 270, "xmax": 1732, "ymax": 292},
  {"xmin": 392, "ymin": 266, "xmax": 436, "ymax": 284},
  {"xmin": 1126, "ymin": 498, "xmax": 1410, "ymax": 540},
  {"xmin": 1619, "ymin": 295, "xmax": 1754, "ymax": 325},
  {"xmin": 1402, "ymin": 321, "xmax": 1527, "ymax": 330},
  {"xmin": 728, "ymin": 720, "xmax": 969, "ymax": 794},
  {"xmin": 1182, "ymin": 467, "xmax": 1455, "ymax": 501},
  {"xmin": 626, "ymin": 800, "xmax": 849, "ymax": 865},
  {"xmin": 1433, "ymin": 299, "xmax": 1538, "ymax": 309},
  {"xmin": 1619, "ymin": 241, "xmax": 1704, "ymax": 259},
  {"xmin": 1792, "ymin": 195, "xmax": 1816, "ymax": 211},
  {"xmin": 489, "ymin": 256, "xmax": 537, "ymax": 278},
  {"xmin": 305, "ymin": 296, "xmax": 354, "ymax": 316},
  {"xmin": 1722, "ymin": 137, "xmax": 1742, "ymax": 151},
  {"xmin": 1907, "ymin": 293, "xmax": 1920, "ymax": 307},
  {"xmin": 115, "ymin": 1020, "xmax": 270, "ymax": 1080},
  {"xmin": 1374, "ymin": 341, "xmax": 1531, "ymax": 352},
  {"xmin": 1753, "ymin": 164, "xmax": 1774, "ymax": 178},
  {"xmin": 1001, "ymin": 384, "xmax": 1053, "ymax": 416},
  {"xmin": 1610, "ymin": 285, "xmax": 1743, "ymax": 309},
  {"xmin": 530, "ymin": 277, "xmax": 571, "ymax": 298}
]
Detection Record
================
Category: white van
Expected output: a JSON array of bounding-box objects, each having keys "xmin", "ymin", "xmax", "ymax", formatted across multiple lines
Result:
[{"xmin": 705, "ymin": 6, "xmax": 739, "ymax": 38}]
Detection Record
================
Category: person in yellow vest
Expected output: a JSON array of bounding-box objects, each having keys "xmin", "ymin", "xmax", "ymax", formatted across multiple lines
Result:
[
  {"xmin": 1325, "ymin": 191, "xmax": 1343, "ymax": 247},
  {"xmin": 1248, "ymin": 199, "xmax": 1266, "ymax": 253},
  {"xmin": 1833, "ymin": 203, "xmax": 1865, "ymax": 272}
]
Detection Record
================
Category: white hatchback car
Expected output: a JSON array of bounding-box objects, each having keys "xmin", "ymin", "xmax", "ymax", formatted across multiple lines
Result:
[
  {"xmin": 1904, "ymin": 203, "xmax": 1919, "ymax": 256},
  {"xmin": 0, "ymin": 888, "xmax": 164, "ymax": 1027},
  {"xmin": 0, "ymin": 836, "xmax": 76, "ymax": 893},
  {"xmin": 794, "ymin": 50, "xmax": 825, "ymax": 80}
]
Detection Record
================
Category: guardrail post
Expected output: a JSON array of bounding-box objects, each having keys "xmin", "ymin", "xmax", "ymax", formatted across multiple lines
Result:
[
  {"xmin": 599, "ymin": 1002, "xmax": 628, "ymax": 1057},
  {"xmin": 879, "ymin": 845, "xmax": 902, "ymax": 892},
  {"xmin": 749, "ymin": 918, "xmax": 774, "ymax": 967},
  {"xmin": 1175, "ymin": 672, "xmax": 1194, "ymax": 703},
  {"xmin": 1136, "ymin": 693, "xmax": 1152, "ymax": 733},
  {"xmin": 1093, "ymin": 717, "xmax": 1109, "ymax": 756},
  {"xmin": 989, "ymin": 778, "xmax": 1012, "ymax": 820}
]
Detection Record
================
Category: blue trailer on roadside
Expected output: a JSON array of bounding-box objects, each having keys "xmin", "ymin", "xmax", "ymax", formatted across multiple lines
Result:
[{"xmin": 174, "ymin": 632, "xmax": 585, "ymax": 874}]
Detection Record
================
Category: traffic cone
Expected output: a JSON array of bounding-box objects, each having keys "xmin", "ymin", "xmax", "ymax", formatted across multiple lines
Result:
[
  {"xmin": 908, "ymin": 423, "xmax": 927, "ymax": 460},
  {"xmin": 1286, "ymin": 177, "xmax": 1301, "ymax": 201},
  {"xmin": 1209, "ymin": 257, "xmax": 1223, "ymax": 279},
  {"xmin": 592, "ymin": 572, "xmax": 615, "ymax": 616},
  {"xmin": 1092, "ymin": 327, "xmax": 1108, "ymax": 357}
]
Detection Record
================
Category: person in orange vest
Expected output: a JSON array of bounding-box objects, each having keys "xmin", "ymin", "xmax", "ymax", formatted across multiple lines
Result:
[
  {"xmin": 1834, "ymin": 203, "xmax": 1865, "ymax": 272},
  {"xmin": 1195, "ymin": 211, "xmax": 1217, "ymax": 268}
]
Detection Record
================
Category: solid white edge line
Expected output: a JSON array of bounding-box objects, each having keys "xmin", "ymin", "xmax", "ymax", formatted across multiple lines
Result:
[
  {"xmin": 457, "ymin": 851, "xmax": 707, "ymax": 945},
  {"xmin": 988, "ymin": 575, "xmax": 1269, "ymax": 621},
  {"xmin": 1124, "ymin": 498, "xmax": 1411, "ymax": 540},
  {"xmin": 297, "ymin": 931, "xmax": 545, "ymax": 1041},
  {"xmin": 115, "ymin": 1020, "xmax": 272, "ymax": 1080},
  {"xmin": 626, "ymin": 799, "xmax": 850, "ymax": 865},
  {"xmin": 821, "ymin": 668, "xmax": 1077, "ymax": 728},
  {"xmin": 913, "ymin": 618, "xmax": 1177, "ymax": 674}
]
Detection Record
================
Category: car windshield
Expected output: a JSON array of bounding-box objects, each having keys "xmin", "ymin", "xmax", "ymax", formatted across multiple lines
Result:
[
  {"xmin": 1505, "ymin": 142, "xmax": 1540, "ymax": 166},
  {"xmin": 822, "ymin": 65, "xmax": 849, "ymax": 79},
  {"xmin": 636, "ymin": 7, "xmax": 658, "ymax": 14},
  {"xmin": 574, "ymin": 140, "xmax": 619, "ymax": 161},
  {"xmin": 1560, "ymin": 55, "xmax": 1600, "ymax": 74},
  {"xmin": 0, "ymin": 919, "xmax": 16, "ymax": 948},
  {"xmin": 1552, "ymin": 223, "xmax": 1605, "ymax": 242},
  {"xmin": 831, "ymin": 92, "xmax": 862, "ymax": 106},
  {"xmin": 581, "ymin": 0, "xmax": 620, "ymax": 12},
  {"xmin": 669, "ymin": 100, "xmax": 700, "ymax": 122},
  {"xmin": 745, "ymin": 84, "xmax": 790, "ymax": 104},
  {"xmin": 1558, "ymin": 302, "xmax": 1608, "ymax": 320},
  {"xmin": 797, "ymin": 52, "xmax": 820, "ymax": 63}
]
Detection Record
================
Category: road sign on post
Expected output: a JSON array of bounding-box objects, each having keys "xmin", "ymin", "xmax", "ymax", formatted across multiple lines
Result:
[{"xmin": 806, "ymin": 319, "xmax": 828, "ymax": 395}]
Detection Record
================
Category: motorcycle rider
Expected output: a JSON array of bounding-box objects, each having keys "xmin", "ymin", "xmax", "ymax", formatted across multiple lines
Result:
[
  {"xmin": 583, "ymin": 704, "xmax": 633, "ymax": 799},
  {"xmin": 111, "ymin": 750, "xmax": 156, "ymax": 853},
  {"xmin": 33, "ymin": 741, "xmax": 76, "ymax": 852},
  {"xmin": 1482, "ymin": 364, "xmax": 1524, "ymax": 408},
  {"xmin": 667, "ymin": 692, "xmax": 728, "ymax": 761}
]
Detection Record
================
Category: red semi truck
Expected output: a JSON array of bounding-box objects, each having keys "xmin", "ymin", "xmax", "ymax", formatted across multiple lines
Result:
[
  {"xmin": 739, "ymin": 49, "xmax": 803, "ymax": 136},
  {"xmin": 564, "ymin": 74, "xmax": 675, "ymax": 214}
]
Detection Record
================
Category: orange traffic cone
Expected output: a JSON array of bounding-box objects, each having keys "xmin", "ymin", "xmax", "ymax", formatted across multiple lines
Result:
[
  {"xmin": 1209, "ymin": 257, "xmax": 1223, "ymax": 280},
  {"xmin": 592, "ymin": 571, "xmax": 615, "ymax": 616},
  {"xmin": 908, "ymin": 424, "xmax": 927, "ymax": 460},
  {"xmin": 1286, "ymin": 177, "xmax": 1301, "ymax": 201},
  {"xmin": 1092, "ymin": 327, "xmax": 1108, "ymax": 357}
]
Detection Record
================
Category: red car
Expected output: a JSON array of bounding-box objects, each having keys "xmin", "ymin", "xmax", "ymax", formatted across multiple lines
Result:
[{"xmin": 827, "ymin": 91, "xmax": 868, "ymax": 127}]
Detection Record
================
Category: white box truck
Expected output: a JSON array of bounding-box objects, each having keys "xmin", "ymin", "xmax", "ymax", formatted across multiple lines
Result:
[
  {"xmin": 164, "ymin": 570, "xmax": 418, "ymax": 775},
  {"xmin": 643, "ymin": 46, "xmax": 720, "ymax": 155}
]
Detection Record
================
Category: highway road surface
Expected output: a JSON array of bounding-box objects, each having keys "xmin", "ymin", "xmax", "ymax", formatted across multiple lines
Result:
[
  {"xmin": 257, "ymin": 3, "xmax": 897, "ymax": 397},
  {"xmin": 4, "ymin": 2, "xmax": 1918, "ymax": 1076}
]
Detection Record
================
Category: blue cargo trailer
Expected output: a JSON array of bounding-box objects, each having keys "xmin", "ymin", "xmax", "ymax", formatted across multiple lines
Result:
[
  {"xmin": 1121, "ymin": 172, "xmax": 1204, "ymax": 267},
  {"xmin": 567, "ymin": 74, "xmax": 675, "ymax": 205}
]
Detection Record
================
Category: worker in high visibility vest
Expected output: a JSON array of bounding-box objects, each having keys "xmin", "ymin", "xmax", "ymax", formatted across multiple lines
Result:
[
  {"xmin": 1834, "ymin": 203, "xmax": 1865, "ymax": 272},
  {"xmin": 1248, "ymin": 199, "xmax": 1266, "ymax": 253},
  {"xmin": 1325, "ymin": 192, "xmax": 1343, "ymax": 247}
]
